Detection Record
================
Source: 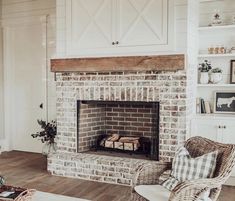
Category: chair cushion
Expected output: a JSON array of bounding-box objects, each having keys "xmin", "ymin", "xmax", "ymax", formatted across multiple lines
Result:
[
  {"xmin": 134, "ymin": 185, "xmax": 170, "ymax": 201},
  {"xmin": 162, "ymin": 146, "xmax": 218, "ymax": 191}
]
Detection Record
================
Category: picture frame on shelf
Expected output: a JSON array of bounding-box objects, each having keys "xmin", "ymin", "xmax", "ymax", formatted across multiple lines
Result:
[
  {"xmin": 230, "ymin": 60, "xmax": 235, "ymax": 84},
  {"xmin": 214, "ymin": 91, "xmax": 235, "ymax": 114}
]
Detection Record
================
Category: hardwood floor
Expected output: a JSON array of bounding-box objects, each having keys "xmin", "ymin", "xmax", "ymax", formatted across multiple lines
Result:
[{"xmin": 0, "ymin": 151, "xmax": 234, "ymax": 201}]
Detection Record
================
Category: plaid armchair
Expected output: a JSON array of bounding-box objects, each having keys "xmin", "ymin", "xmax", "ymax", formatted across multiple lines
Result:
[{"xmin": 131, "ymin": 136, "xmax": 235, "ymax": 201}]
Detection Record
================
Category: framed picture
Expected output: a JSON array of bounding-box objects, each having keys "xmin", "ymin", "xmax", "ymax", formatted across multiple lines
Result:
[
  {"xmin": 230, "ymin": 60, "xmax": 235, "ymax": 84},
  {"xmin": 214, "ymin": 91, "xmax": 235, "ymax": 114}
]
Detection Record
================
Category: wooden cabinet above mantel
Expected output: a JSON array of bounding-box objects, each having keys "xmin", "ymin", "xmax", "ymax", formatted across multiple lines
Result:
[
  {"xmin": 51, "ymin": 54, "xmax": 185, "ymax": 72},
  {"xmin": 65, "ymin": 0, "xmax": 174, "ymax": 57}
]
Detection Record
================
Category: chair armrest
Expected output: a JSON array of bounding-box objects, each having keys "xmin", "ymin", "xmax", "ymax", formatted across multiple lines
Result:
[
  {"xmin": 169, "ymin": 177, "xmax": 223, "ymax": 201},
  {"xmin": 132, "ymin": 162, "xmax": 171, "ymax": 191},
  {"xmin": 15, "ymin": 189, "xmax": 36, "ymax": 201}
]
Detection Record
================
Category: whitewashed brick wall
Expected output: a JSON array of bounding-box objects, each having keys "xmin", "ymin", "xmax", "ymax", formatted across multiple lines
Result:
[{"xmin": 55, "ymin": 70, "xmax": 188, "ymax": 161}]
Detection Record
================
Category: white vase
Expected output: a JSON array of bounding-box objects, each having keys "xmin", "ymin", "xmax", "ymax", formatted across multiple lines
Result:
[
  {"xmin": 200, "ymin": 72, "xmax": 209, "ymax": 84},
  {"xmin": 210, "ymin": 73, "xmax": 222, "ymax": 84}
]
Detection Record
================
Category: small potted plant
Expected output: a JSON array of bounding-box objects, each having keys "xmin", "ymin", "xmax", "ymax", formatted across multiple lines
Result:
[
  {"xmin": 198, "ymin": 60, "xmax": 212, "ymax": 84},
  {"xmin": 210, "ymin": 68, "xmax": 223, "ymax": 84},
  {"xmin": 31, "ymin": 120, "xmax": 57, "ymax": 156}
]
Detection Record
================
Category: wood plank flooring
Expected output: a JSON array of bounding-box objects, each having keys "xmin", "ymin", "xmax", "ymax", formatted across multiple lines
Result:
[{"xmin": 0, "ymin": 151, "xmax": 234, "ymax": 201}]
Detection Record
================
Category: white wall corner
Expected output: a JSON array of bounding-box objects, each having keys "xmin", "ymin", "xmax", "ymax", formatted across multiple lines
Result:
[{"xmin": 0, "ymin": 139, "xmax": 10, "ymax": 153}]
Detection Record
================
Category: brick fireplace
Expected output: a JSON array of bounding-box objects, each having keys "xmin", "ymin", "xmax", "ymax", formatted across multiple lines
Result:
[{"xmin": 48, "ymin": 55, "xmax": 189, "ymax": 185}]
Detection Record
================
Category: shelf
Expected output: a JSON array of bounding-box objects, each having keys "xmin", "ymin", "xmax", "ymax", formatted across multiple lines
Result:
[
  {"xmin": 198, "ymin": 53, "xmax": 235, "ymax": 58},
  {"xmin": 200, "ymin": 0, "xmax": 224, "ymax": 3},
  {"xmin": 194, "ymin": 113, "xmax": 235, "ymax": 120},
  {"xmin": 197, "ymin": 84, "xmax": 235, "ymax": 87},
  {"xmin": 198, "ymin": 24, "xmax": 235, "ymax": 31}
]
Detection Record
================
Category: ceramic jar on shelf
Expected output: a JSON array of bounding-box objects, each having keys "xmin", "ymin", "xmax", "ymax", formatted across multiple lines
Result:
[{"xmin": 200, "ymin": 72, "xmax": 209, "ymax": 84}]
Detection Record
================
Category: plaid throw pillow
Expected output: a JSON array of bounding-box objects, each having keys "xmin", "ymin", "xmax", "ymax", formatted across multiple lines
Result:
[{"xmin": 161, "ymin": 146, "xmax": 218, "ymax": 191}]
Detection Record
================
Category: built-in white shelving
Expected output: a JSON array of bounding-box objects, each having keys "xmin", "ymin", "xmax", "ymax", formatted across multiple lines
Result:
[
  {"xmin": 196, "ymin": 1, "xmax": 235, "ymax": 118},
  {"xmin": 192, "ymin": 1, "xmax": 235, "ymax": 178},
  {"xmin": 198, "ymin": 24, "xmax": 235, "ymax": 31}
]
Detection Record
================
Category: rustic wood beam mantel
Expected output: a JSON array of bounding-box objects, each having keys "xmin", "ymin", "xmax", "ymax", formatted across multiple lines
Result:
[{"xmin": 51, "ymin": 54, "xmax": 185, "ymax": 72}]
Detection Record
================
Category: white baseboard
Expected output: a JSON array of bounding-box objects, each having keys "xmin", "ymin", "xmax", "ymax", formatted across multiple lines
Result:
[
  {"xmin": 0, "ymin": 140, "xmax": 4, "ymax": 153},
  {"xmin": 225, "ymin": 177, "xmax": 235, "ymax": 186},
  {"xmin": 0, "ymin": 139, "xmax": 11, "ymax": 153}
]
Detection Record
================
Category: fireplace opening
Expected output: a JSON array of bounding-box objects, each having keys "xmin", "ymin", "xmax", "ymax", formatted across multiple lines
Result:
[{"xmin": 77, "ymin": 100, "xmax": 159, "ymax": 160}]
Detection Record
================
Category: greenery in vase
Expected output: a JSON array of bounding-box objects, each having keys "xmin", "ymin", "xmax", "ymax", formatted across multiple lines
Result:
[
  {"xmin": 199, "ymin": 60, "xmax": 212, "ymax": 72},
  {"xmin": 211, "ymin": 68, "xmax": 222, "ymax": 73},
  {"xmin": 31, "ymin": 120, "xmax": 57, "ymax": 144}
]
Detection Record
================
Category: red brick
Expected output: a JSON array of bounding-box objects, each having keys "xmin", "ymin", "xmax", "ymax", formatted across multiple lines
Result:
[
  {"xmin": 125, "ymin": 108, "xmax": 138, "ymax": 113},
  {"xmin": 125, "ymin": 117, "xmax": 137, "ymax": 122},
  {"xmin": 131, "ymin": 113, "xmax": 144, "ymax": 118},
  {"xmin": 138, "ymin": 118, "xmax": 151, "ymax": 122},
  {"xmin": 131, "ymin": 122, "xmax": 143, "ymax": 127},
  {"xmin": 138, "ymin": 127, "xmax": 151, "ymax": 132},
  {"xmin": 113, "ymin": 108, "xmax": 125, "ymax": 112}
]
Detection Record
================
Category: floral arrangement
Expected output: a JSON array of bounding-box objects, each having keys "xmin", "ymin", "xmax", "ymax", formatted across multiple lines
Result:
[
  {"xmin": 31, "ymin": 120, "xmax": 57, "ymax": 144},
  {"xmin": 199, "ymin": 60, "xmax": 212, "ymax": 72}
]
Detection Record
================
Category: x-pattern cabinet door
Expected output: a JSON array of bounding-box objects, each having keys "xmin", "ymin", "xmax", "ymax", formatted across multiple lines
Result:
[
  {"xmin": 65, "ymin": 0, "xmax": 173, "ymax": 56},
  {"xmin": 66, "ymin": 0, "xmax": 115, "ymax": 55},
  {"xmin": 116, "ymin": 0, "xmax": 169, "ymax": 47}
]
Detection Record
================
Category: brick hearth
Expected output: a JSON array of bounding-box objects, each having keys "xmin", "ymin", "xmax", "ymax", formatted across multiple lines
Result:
[
  {"xmin": 48, "ymin": 153, "xmax": 170, "ymax": 186},
  {"xmin": 48, "ymin": 153, "xmax": 169, "ymax": 186}
]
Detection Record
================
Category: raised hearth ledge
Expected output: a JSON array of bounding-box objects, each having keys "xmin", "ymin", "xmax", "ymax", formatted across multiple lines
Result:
[
  {"xmin": 48, "ymin": 152, "xmax": 170, "ymax": 186},
  {"xmin": 51, "ymin": 54, "xmax": 185, "ymax": 72}
]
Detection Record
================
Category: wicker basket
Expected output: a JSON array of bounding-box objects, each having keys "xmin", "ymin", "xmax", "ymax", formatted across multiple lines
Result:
[{"xmin": 0, "ymin": 186, "xmax": 35, "ymax": 201}]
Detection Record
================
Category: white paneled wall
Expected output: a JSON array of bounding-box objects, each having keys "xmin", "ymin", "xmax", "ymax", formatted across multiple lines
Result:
[
  {"xmin": 56, "ymin": 0, "xmax": 189, "ymax": 57},
  {"xmin": 1, "ymin": 0, "xmax": 55, "ymax": 19},
  {"xmin": 47, "ymin": 14, "xmax": 57, "ymax": 122},
  {"xmin": 0, "ymin": 1, "xmax": 4, "ymax": 141},
  {"xmin": 0, "ymin": 27, "xmax": 3, "ymax": 141},
  {"xmin": 1, "ymin": 0, "xmax": 56, "ymax": 124},
  {"xmin": 175, "ymin": 0, "xmax": 188, "ymax": 53}
]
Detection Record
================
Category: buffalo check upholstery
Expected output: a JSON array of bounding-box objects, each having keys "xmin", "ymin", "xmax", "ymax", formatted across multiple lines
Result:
[{"xmin": 162, "ymin": 146, "xmax": 218, "ymax": 191}]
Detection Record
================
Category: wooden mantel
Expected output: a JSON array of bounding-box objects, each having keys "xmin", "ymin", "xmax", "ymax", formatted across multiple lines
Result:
[{"xmin": 51, "ymin": 54, "xmax": 185, "ymax": 72}]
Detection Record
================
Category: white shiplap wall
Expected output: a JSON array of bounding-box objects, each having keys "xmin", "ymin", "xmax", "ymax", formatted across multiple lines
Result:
[
  {"xmin": 56, "ymin": 0, "xmax": 189, "ymax": 57},
  {"xmin": 1, "ymin": 0, "xmax": 55, "ymax": 19},
  {"xmin": 1, "ymin": 0, "xmax": 56, "ymax": 144}
]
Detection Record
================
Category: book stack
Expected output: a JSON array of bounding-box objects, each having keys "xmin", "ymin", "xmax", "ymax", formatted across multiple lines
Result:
[{"xmin": 196, "ymin": 98, "xmax": 211, "ymax": 114}]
